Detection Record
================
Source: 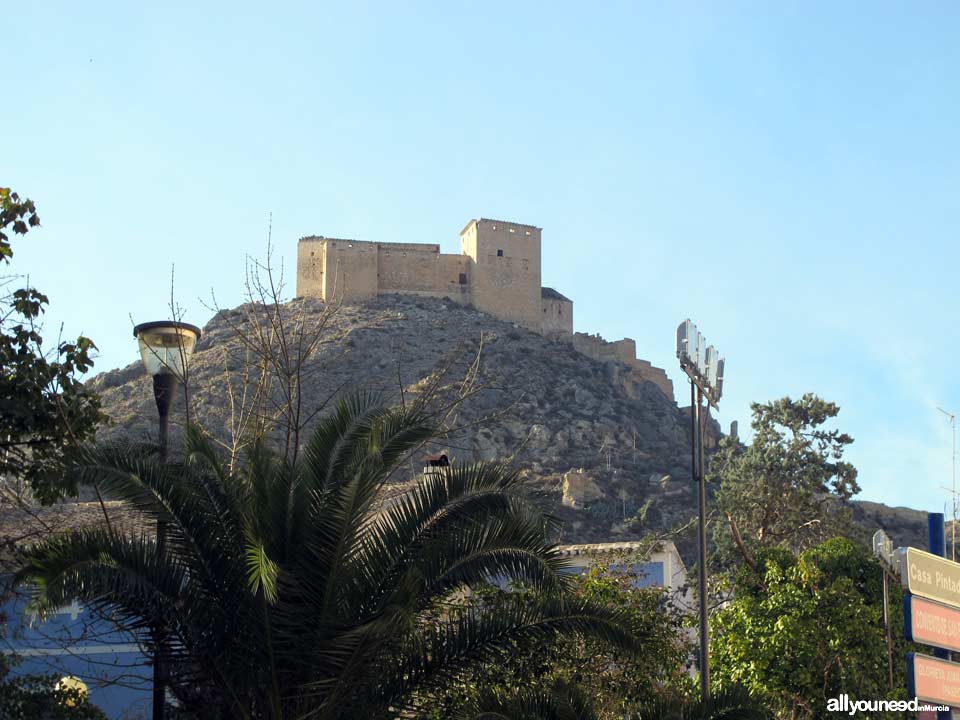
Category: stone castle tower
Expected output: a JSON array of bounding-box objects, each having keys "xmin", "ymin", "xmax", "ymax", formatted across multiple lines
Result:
[
  {"xmin": 296, "ymin": 217, "xmax": 674, "ymax": 400},
  {"xmin": 296, "ymin": 218, "xmax": 573, "ymax": 339}
]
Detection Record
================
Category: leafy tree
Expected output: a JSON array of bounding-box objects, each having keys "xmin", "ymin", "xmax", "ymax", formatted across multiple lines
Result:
[
  {"xmin": 0, "ymin": 187, "xmax": 104, "ymax": 502},
  {"xmin": 710, "ymin": 394, "xmax": 860, "ymax": 570},
  {"xmin": 16, "ymin": 391, "xmax": 642, "ymax": 719},
  {"xmin": 432, "ymin": 560, "xmax": 694, "ymax": 719},
  {"xmin": 711, "ymin": 538, "xmax": 906, "ymax": 720},
  {"xmin": 0, "ymin": 650, "xmax": 106, "ymax": 720}
]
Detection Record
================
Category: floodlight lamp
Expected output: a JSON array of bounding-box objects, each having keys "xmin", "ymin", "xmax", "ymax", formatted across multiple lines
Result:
[
  {"xmin": 705, "ymin": 346, "xmax": 718, "ymax": 388},
  {"xmin": 695, "ymin": 332, "xmax": 706, "ymax": 376},
  {"xmin": 715, "ymin": 358, "xmax": 725, "ymax": 401}
]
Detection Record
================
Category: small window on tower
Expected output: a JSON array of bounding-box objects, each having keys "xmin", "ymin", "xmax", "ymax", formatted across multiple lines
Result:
[
  {"xmin": 497, "ymin": 249, "xmax": 503, "ymax": 257},
  {"xmin": 459, "ymin": 273, "xmax": 467, "ymax": 285}
]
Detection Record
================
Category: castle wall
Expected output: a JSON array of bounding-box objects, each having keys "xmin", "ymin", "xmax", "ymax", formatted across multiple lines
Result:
[
  {"xmin": 376, "ymin": 244, "xmax": 470, "ymax": 301},
  {"xmin": 573, "ymin": 333, "xmax": 674, "ymax": 401},
  {"xmin": 437, "ymin": 253, "xmax": 472, "ymax": 300},
  {"xmin": 541, "ymin": 294, "xmax": 573, "ymax": 340},
  {"xmin": 461, "ymin": 219, "xmax": 542, "ymax": 331},
  {"xmin": 322, "ymin": 239, "xmax": 378, "ymax": 302},
  {"xmin": 377, "ymin": 243, "xmax": 443, "ymax": 293}
]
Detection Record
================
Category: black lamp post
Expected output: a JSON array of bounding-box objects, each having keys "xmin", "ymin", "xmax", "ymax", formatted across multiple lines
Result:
[{"xmin": 133, "ymin": 320, "xmax": 201, "ymax": 720}]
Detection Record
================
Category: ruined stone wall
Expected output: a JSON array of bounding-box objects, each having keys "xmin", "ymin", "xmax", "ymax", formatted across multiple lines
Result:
[
  {"xmin": 573, "ymin": 333, "xmax": 674, "ymax": 401},
  {"xmin": 461, "ymin": 219, "xmax": 542, "ymax": 331}
]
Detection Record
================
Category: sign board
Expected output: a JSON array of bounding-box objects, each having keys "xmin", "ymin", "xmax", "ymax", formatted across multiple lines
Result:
[
  {"xmin": 908, "ymin": 653, "xmax": 960, "ymax": 707},
  {"xmin": 900, "ymin": 547, "xmax": 960, "ymax": 609},
  {"xmin": 906, "ymin": 596, "xmax": 960, "ymax": 653}
]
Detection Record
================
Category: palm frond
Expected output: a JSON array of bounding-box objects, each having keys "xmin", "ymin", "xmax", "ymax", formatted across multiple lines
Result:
[
  {"xmin": 354, "ymin": 594, "xmax": 644, "ymax": 713},
  {"xmin": 636, "ymin": 686, "xmax": 772, "ymax": 720},
  {"xmin": 464, "ymin": 678, "xmax": 599, "ymax": 720}
]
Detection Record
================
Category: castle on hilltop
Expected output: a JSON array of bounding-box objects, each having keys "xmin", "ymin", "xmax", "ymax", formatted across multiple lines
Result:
[{"xmin": 296, "ymin": 217, "xmax": 674, "ymax": 400}]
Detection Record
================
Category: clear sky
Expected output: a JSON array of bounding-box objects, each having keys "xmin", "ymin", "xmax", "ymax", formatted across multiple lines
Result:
[{"xmin": 7, "ymin": 2, "xmax": 959, "ymax": 513}]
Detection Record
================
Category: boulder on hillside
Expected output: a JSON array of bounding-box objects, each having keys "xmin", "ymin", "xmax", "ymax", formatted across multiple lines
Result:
[{"xmin": 562, "ymin": 468, "xmax": 604, "ymax": 509}]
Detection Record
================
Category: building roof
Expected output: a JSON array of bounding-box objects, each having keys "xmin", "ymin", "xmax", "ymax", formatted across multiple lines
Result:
[{"xmin": 541, "ymin": 287, "xmax": 571, "ymax": 302}]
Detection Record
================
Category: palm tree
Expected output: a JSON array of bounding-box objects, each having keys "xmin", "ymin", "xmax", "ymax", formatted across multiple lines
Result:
[
  {"xmin": 459, "ymin": 679, "xmax": 599, "ymax": 720},
  {"xmin": 635, "ymin": 686, "xmax": 772, "ymax": 720},
  {"xmin": 16, "ymin": 391, "xmax": 641, "ymax": 719}
]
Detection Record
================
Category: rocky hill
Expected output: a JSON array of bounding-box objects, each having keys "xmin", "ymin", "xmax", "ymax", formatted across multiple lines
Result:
[
  {"xmin": 85, "ymin": 294, "xmax": 932, "ymax": 560},
  {"xmin": 90, "ymin": 295, "xmax": 699, "ymax": 546}
]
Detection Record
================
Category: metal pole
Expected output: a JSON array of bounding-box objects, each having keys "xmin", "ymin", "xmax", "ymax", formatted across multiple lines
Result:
[
  {"xmin": 882, "ymin": 570, "xmax": 893, "ymax": 690},
  {"xmin": 928, "ymin": 512, "xmax": 952, "ymax": 720},
  {"xmin": 151, "ymin": 373, "xmax": 177, "ymax": 720},
  {"xmin": 695, "ymin": 384, "xmax": 710, "ymax": 702}
]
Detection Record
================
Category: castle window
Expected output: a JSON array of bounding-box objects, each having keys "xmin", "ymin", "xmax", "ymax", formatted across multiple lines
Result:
[
  {"xmin": 497, "ymin": 249, "xmax": 503, "ymax": 257},
  {"xmin": 459, "ymin": 273, "xmax": 467, "ymax": 285}
]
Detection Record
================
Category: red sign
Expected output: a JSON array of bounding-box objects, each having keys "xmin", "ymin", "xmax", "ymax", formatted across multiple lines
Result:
[
  {"xmin": 909, "ymin": 654, "xmax": 960, "ymax": 707},
  {"xmin": 907, "ymin": 596, "xmax": 960, "ymax": 653}
]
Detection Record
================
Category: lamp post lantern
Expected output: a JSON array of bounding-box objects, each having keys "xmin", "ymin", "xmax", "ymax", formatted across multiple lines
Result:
[
  {"xmin": 133, "ymin": 320, "xmax": 201, "ymax": 720},
  {"xmin": 134, "ymin": 321, "xmax": 201, "ymax": 461},
  {"xmin": 676, "ymin": 319, "xmax": 725, "ymax": 704}
]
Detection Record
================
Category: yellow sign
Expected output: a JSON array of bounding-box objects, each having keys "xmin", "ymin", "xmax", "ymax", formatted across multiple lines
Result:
[{"xmin": 901, "ymin": 547, "xmax": 960, "ymax": 609}]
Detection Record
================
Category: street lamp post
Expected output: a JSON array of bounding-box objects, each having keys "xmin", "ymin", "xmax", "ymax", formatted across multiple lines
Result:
[
  {"xmin": 133, "ymin": 320, "xmax": 201, "ymax": 720},
  {"xmin": 676, "ymin": 319, "xmax": 724, "ymax": 704}
]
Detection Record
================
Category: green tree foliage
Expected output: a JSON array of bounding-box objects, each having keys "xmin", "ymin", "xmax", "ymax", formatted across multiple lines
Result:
[
  {"xmin": 16, "ymin": 391, "xmax": 642, "ymax": 719},
  {"xmin": 432, "ymin": 561, "xmax": 693, "ymax": 719},
  {"xmin": 0, "ymin": 664, "xmax": 107, "ymax": 720},
  {"xmin": 711, "ymin": 538, "xmax": 906, "ymax": 720},
  {"xmin": 710, "ymin": 394, "xmax": 860, "ymax": 570},
  {"xmin": 0, "ymin": 187, "xmax": 104, "ymax": 502}
]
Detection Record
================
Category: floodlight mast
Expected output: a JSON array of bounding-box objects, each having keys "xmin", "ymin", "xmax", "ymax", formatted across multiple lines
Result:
[
  {"xmin": 676, "ymin": 319, "xmax": 725, "ymax": 704},
  {"xmin": 938, "ymin": 407, "xmax": 957, "ymax": 561}
]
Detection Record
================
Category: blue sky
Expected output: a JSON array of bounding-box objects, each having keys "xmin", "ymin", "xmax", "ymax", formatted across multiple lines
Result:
[{"xmin": 7, "ymin": 2, "xmax": 959, "ymax": 513}]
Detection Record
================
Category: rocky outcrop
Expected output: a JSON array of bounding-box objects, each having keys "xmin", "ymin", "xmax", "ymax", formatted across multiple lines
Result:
[{"xmin": 561, "ymin": 469, "xmax": 605, "ymax": 509}]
